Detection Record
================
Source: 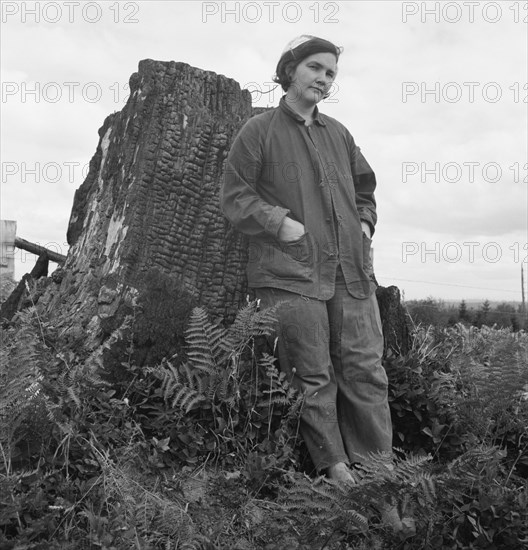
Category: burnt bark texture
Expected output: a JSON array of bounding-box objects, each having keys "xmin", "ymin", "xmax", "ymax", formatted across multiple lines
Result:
[{"xmin": 5, "ymin": 59, "xmax": 411, "ymax": 377}]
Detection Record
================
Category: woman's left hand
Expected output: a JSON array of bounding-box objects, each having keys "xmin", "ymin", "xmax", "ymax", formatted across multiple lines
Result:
[{"xmin": 361, "ymin": 221, "xmax": 371, "ymax": 239}]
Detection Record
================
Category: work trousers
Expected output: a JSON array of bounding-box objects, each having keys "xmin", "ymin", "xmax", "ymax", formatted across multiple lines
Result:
[{"xmin": 255, "ymin": 266, "xmax": 393, "ymax": 471}]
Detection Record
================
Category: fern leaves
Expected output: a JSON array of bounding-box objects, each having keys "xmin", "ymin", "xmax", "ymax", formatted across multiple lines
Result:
[
  {"xmin": 221, "ymin": 300, "xmax": 282, "ymax": 352},
  {"xmin": 157, "ymin": 360, "xmax": 205, "ymax": 412},
  {"xmin": 153, "ymin": 301, "xmax": 290, "ymax": 416},
  {"xmin": 185, "ymin": 307, "xmax": 226, "ymax": 374}
]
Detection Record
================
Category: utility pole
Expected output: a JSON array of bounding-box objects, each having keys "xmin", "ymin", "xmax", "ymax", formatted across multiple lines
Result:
[{"xmin": 522, "ymin": 264, "xmax": 527, "ymax": 323}]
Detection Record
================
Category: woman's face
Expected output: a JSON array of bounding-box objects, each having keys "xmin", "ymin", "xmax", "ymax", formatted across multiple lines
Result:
[{"xmin": 286, "ymin": 52, "xmax": 338, "ymax": 107}]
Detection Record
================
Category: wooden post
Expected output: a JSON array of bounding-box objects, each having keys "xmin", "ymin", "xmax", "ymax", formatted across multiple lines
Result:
[{"xmin": 0, "ymin": 220, "xmax": 16, "ymax": 280}]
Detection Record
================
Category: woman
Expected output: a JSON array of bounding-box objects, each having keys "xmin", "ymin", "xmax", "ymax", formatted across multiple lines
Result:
[{"xmin": 220, "ymin": 35, "xmax": 392, "ymax": 485}]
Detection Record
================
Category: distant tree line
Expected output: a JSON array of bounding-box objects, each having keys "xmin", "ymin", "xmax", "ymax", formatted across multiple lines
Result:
[{"xmin": 404, "ymin": 297, "xmax": 527, "ymax": 331}]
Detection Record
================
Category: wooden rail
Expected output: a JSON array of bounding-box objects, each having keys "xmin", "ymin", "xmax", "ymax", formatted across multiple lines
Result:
[{"xmin": 14, "ymin": 237, "xmax": 67, "ymax": 264}]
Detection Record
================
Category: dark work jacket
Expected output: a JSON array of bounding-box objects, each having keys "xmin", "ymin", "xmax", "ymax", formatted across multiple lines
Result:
[{"xmin": 220, "ymin": 96, "xmax": 378, "ymax": 300}]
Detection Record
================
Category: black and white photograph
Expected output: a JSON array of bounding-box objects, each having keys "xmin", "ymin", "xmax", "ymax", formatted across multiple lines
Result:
[{"xmin": 1, "ymin": 1, "xmax": 527, "ymax": 548}]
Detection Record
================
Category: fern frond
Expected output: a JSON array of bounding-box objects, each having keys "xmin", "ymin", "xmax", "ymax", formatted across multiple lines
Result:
[
  {"xmin": 260, "ymin": 352, "xmax": 279, "ymax": 372},
  {"xmin": 159, "ymin": 363, "xmax": 206, "ymax": 413},
  {"xmin": 179, "ymin": 389, "xmax": 204, "ymax": 413},
  {"xmin": 280, "ymin": 474, "xmax": 368, "ymax": 537},
  {"xmin": 184, "ymin": 307, "xmax": 228, "ymax": 373},
  {"xmin": 161, "ymin": 363, "xmax": 182, "ymax": 400},
  {"xmin": 222, "ymin": 300, "xmax": 283, "ymax": 353}
]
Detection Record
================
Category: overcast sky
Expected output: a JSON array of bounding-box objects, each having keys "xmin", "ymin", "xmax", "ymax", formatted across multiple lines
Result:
[{"xmin": 1, "ymin": 0, "xmax": 527, "ymax": 302}]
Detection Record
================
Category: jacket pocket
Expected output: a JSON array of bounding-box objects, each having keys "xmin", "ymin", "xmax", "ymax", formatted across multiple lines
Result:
[{"xmin": 248, "ymin": 232, "xmax": 314, "ymax": 282}]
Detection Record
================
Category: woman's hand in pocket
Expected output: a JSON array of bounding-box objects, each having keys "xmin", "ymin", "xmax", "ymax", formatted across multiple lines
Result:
[
  {"xmin": 278, "ymin": 217, "xmax": 305, "ymax": 242},
  {"xmin": 361, "ymin": 221, "xmax": 372, "ymax": 239}
]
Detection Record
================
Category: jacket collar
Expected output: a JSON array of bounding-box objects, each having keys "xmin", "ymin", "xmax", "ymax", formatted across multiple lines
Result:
[{"xmin": 279, "ymin": 96, "xmax": 327, "ymax": 126}]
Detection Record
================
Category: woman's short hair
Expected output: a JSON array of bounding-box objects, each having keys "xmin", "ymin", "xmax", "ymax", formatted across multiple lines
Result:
[{"xmin": 273, "ymin": 35, "xmax": 343, "ymax": 94}]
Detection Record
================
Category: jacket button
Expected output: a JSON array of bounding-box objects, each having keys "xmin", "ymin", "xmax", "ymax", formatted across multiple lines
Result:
[{"xmin": 325, "ymin": 217, "xmax": 331, "ymax": 223}]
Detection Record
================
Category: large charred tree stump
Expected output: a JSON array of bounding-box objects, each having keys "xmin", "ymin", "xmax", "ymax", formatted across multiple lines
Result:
[
  {"xmin": 5, "ymin": 59, "xmax": 412, "ymax": 378},
  {"xmin": 19, "ymin": 60, "xmax": 252, "ymax": 377}
]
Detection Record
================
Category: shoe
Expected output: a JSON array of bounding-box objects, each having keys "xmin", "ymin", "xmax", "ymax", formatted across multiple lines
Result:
[{"xmin": 326, "ymin": 462, "xmax": 356, "ymax": 485}]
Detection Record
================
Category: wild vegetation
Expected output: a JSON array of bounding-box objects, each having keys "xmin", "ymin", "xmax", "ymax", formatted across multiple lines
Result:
[
  {"xmin": 1, "ymin": 280, "xmax": 527, "ymax": 549},
  {"xmin": 404, "ymin": 297, "xmax": 526, "ymax": 332}
]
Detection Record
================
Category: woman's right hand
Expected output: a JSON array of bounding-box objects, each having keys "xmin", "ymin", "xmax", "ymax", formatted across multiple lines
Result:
[{"xmin": 278, "ymin": 217, "xmax": 306, "ymax": 242}]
